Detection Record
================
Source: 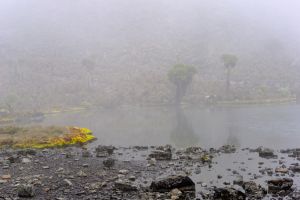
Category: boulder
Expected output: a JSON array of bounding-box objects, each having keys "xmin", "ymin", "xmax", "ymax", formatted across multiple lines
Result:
[
  {"xmin": 213, "ymin": 187, "xmax": 246, "ymax": 200},
  {"xmin": 267, "ymin": 178, "xmax": 293, "ymax": 192},
  {"xmin": 150, "ymin": 175, "xmax": 195, "ymax": 192},
  {"xmin": 115, "ymin": 179, "xmax": 138, "ymax": 191}
]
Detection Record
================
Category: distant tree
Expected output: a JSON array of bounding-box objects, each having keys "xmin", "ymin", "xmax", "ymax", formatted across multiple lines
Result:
[
  {"xmin": 168, "ymin": 64, "xmax": 196, "ymax": 105},
  {"xmin": 221, "ymin": 54, "xmax": 238, "ymax": 98},
  {"xmin": 82, "ymin": 58, "xmax": 96, "ymax": 89},
  {"xmin": 4, "ymin": 94, "xmax": 19, "ymax": 114}
]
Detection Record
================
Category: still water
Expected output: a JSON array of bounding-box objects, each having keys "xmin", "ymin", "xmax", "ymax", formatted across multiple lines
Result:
[{"xmin": 39, "ymin": 104, "xmax": 300, "ymax": 149}]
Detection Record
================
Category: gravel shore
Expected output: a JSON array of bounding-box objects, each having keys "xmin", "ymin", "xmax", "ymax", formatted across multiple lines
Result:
[{"xmin": 1, "ymin": 145, "xmax": 300, "ymax": 199}]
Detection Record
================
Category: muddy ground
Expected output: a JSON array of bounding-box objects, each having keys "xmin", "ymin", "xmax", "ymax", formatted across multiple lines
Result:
[{"xmin": 1, "ymin": 145, "xmax": 300, "ymax": 199}]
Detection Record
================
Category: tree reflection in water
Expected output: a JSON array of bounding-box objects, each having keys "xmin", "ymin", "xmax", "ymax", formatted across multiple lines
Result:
[
  {"xmin": 170, "ymin": 107, "xmax": 199, "ymax": 147},
  {"xmin": 224, "ymin": 108, "xmax": 240, "ymax": 147}
]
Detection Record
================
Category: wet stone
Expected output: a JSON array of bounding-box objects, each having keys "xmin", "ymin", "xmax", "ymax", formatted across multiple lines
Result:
[
  {"xmin": 219, "ymin": 145, "xmax": 236, "ymax": 154},
  {"xmin": 185, "ymin": 147, "xmax": 202, "ymax": 154},
  {"xmin": 149, "ymin": 150, "xmax": 172, "ymax": 160},
  {"xmin": 103, "ymin": 158, "xmax": 115, "ymax": 168},
  {"xmin": 267, "ymin": 178, "xmax": 293, "ymax": 193},
  {"xmin": 213, "ymin": 187, "xmax": 246, "ymax": 200},
  {"xmin": 82, "ymin": 150, "xmax": 91, "ymax": 157},
  {"xmin": 233, "ymin": 175, "xmax": 243, "ymax": 186},
  {"xmin": 258, "ymin": 148, "xmax": 277, "ymax": 159},
  {"xmin": 150, "ymin": 175, "xmax": 195, "ymax": 193},
  {"xmin": 114, "ymin": 179, "xmax": 138, "ymax": 191},
  {"xmin": 95, "ymin": 145, "xmax": 115, "ymax": 155},
  {"xmin": 289, "ymin": 165, "xmax": 300, "ymax": 173},
  {"xmin": 7, "ymin": 155, "xmax": 20, "ymax": 163},
  {"xmin": 242, "ymin": 181, "xmax": 267, "ymax": 199}
]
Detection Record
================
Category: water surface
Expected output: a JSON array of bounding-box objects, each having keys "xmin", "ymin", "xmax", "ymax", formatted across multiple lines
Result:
[{"xmin": 39, "ymin": 104, "xmax": 300, "ymax": 149}]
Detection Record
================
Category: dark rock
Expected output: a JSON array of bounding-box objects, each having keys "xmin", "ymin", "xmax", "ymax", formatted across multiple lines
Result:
[
  {"xmin": 128, "ymin": 176, "xmax": 136, "ymax": 181},
  {"xmin": 233, "ymin": 175, "xmax": 243, "ymax": 186},
  {"xmin": 95, "ymin": 145, "xmax": 115, "ymax": 155},
  {"xmin": 258, "ymin": 148, "xmax": 277, "ymax": 159},
  {"xmin": 282, "ymin": 148, "xmax": 300, "ymax": 157},
  {"xmin": 114, "ymin": 180, "xmax": 138, "ymax": 191},
  {"xmin": 149, "ymin": 150, "xmax": 172, "ymax": 160},
  {"xmin": 223, "ymin": 181, "xmax": 231, "ymax": 186},
  {"xmin": 213, "ymin": 187, "xmax": 246, "ymax": 200},
  {"xmin": 220, "ymin": 145, "xmax": 236, "ymax": 153},
  {"xmin": 82, "ymin": 163, "xmax": 89, "ymax": 167},
  {"xmin": 65, "ymin": 152, "xmax": 74, "ymax": 159},
  {"xmin": 103, "ymin": 158, "xmax": 115, "ymax": 168},
  {"xmin": 289, "ymin": 165, "xmax": 300, "ymax": 173},
  {"xmin": 185, "ymin": 147, "xmax": 202, "ymax": 154},
  {"xmin": 156, "ymin": 145, "xmax": 172, "ymax": 151},
  {"xmin": 96, "ymin": 151, "xmax": 109, "ymax": 158},
  {"xmin": 150, "ymin": 175, "xmax": 195, "ymax": 192},
  {"xmin": 18, "ymin": 184, "xmax": 35, "ymax": 197},
  {"xmin": 132, "ymin": 146, "xmax": 148, "ymax": 151},
  {"xmin": 292, "ymin": 149, "xmax": 300, "ymax": 157},
  {"xmin": 242, "ymin": 181, "xmax": 267, "ymax": 199},
  {"xmin": 7, "ymin": 154, "xmax": 20, "ymax": 163},
  {"xmin": 17, "ymin": 149, "xmax": 37, "ymax": 156},
  {"xmin": 267, "ymin": 178, "xmax": 293, "ymax": 193},
  {"xmin": 82, "ymin": 150, "xmax": 91, "ymax": 157}
]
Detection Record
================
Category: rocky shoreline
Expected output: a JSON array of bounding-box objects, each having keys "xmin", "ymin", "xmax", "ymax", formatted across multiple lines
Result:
[{"xmin": 1, "ymin": 145, "xmax": 300, "ymax": 199}]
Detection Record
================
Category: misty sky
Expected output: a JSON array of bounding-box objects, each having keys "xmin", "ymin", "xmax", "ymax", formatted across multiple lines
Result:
[
  {"xmin": 1, "ymin": 0, "xmax": 300, "ymax": 52},
  {"xmin": 1, "ymin": 0, "xmax": 300, "ymax": 109}
]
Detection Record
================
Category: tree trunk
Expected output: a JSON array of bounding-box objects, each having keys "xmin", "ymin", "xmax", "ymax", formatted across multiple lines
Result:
[
  {"xmin": 175, "ymin": 82, "xmax": 187, "ymax": 106},
  {"xmin": 175, "ymin": 84, "xmax": 182, "ymax": 106},
  {"xmin": 226, "ymin": 68, "xmax": 231, "ymax": 99}
]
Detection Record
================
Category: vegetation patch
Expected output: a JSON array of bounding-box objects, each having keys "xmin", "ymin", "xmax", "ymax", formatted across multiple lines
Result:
[{"xmin": 0, "ymin": 126, "xmax": 95, "ymax": 148}]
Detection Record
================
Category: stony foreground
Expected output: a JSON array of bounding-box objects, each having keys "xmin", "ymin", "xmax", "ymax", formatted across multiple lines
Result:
[{"xmin": 1, "ymin": 145, "xmax": 300, "ymax": 199}]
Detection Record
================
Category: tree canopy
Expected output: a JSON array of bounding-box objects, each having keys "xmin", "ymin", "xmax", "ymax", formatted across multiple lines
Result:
[
  {"xmin": 221, "ymin": 54, "xmax": 238, "ymax": 68},
  {"xmin": 168, "ymin": 64, "xmax": 196, "ymax": 86},
  {"xmin": 168, "ymin": 64, "xmax": 196, "ymax": 105}
]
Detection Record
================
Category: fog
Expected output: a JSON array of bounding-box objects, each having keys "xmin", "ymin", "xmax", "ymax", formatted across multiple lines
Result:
[
  {"xmin": 1, "ymin": 0, "xmax": 300, "ymax": 110},
  {"xmin": 2, "ymin": 2, "xmax": 300, "ymax": 198}
]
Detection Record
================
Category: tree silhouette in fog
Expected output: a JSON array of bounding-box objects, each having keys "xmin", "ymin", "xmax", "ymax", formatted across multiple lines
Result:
[
  {"xmin": 168, "ymin": 64, "xmax": 196, "ymax": 105},
  {"xmin": 221, "ymin": 54, "xmax": 238, "ymax": 99},
  {"xmin": 82, "ymin": 58, "xmax": 96, "ymax": 89}
]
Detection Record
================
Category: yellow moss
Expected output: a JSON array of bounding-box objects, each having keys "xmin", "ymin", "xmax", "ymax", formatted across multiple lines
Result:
[
  {"xmin": 0, "ymin": 126, "xmax": 95, "ymax": 149},
  {"xmin": 201, "ymin": 154, "xmax": 211, "ymax": 162}
]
